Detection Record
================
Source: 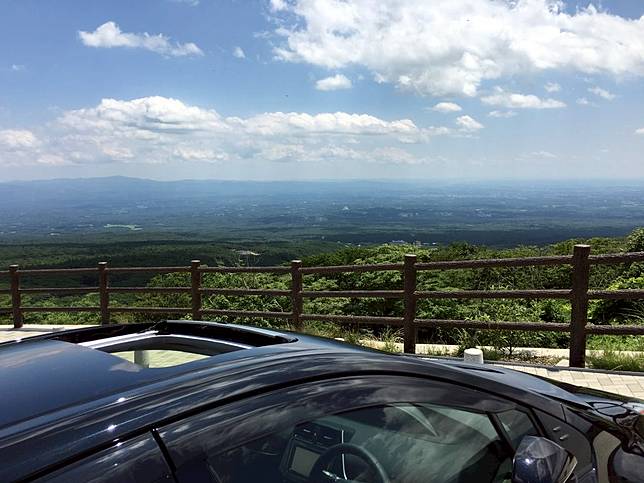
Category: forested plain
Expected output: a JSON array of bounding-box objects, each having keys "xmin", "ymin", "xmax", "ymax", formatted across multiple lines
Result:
[{"xmin": 2, "ymin": 178, "xmax": 644, "ymax": 365}]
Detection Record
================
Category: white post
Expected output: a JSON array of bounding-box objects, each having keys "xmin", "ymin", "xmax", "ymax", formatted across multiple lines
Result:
[
  {"xmin": 134, "ymin": 350, "xmax": 150, "ymax": 368},
  {"xmin": 464, "ymin": 348, "xmax": 484, "ymax": 364}
]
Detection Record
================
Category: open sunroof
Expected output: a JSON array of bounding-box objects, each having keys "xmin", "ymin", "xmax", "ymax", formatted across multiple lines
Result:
[
  {"xmin": 81, "ymin": 331, "xmax": 252, "ymax": 368},
  {"xmin": 59, "ymin": 320, "xmax": 298, "ymax": 368}
]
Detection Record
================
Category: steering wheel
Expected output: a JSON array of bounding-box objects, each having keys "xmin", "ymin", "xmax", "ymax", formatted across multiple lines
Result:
[{"xmin": 309, "ymin": 443, "xmax": 390, "ymax": 483}]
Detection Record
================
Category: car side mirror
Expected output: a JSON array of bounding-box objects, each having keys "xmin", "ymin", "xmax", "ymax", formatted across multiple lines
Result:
[{"xmin": 512, "ymin": 436, "xmax": 577, "ymax": 483}]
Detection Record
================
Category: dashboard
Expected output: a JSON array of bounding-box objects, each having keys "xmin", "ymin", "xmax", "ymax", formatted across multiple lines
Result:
[{"xmin": 280, "ymin": 420, "xmax": 354, "ymax": 481}]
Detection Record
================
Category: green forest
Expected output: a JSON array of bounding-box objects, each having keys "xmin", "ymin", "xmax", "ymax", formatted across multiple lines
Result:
[{"xmin": 2, "ymin": 228, "xmax": 644, "ymax": 363}]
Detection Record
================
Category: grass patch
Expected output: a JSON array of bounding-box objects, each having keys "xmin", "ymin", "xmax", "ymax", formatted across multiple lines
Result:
[
  {"xmin": 302, "ymin": 322, "xmax": 374, "ymax": 348},
  {"xmin": 588, "ymin": 350, "xmax": 644, "ymax": 372},
  {"xmin": 379, "ymin": 327, "xmax": 403, "ymax": 353},
  {"xmin": 423, "ymin": 346, "xmax": 457, "ymax": 357},
  {"xmin": 587, "ymin": 335, "xmax": 644, "ymax": 352},
  {"xmin": 342, "ymin": 329, "xmax": 368, "ymax": 346}
]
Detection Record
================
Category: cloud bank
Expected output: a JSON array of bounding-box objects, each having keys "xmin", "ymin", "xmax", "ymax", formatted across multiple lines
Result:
[
  {"xmin": 271, "ymin": 0, "xmax": 644, "ymax": 97},
  {"xmin": 1, "ymin": 96, "xmax": 459, "ymax": 167}
]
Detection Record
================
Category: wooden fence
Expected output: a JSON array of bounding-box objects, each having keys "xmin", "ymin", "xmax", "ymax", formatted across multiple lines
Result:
[{"xmin": 2, "ymin": 244, "xmax": 644, "ymax": 367}]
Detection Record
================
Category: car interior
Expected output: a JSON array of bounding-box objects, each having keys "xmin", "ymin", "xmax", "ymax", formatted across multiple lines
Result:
[{"xmin": 207, "ymin": 403, "xmax": 520, "ymax": 483}]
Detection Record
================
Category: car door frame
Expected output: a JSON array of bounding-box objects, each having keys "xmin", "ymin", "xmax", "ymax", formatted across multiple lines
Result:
[{"xmin": 31, "ymin": 431, "xmax": 176, "ymax": 483}]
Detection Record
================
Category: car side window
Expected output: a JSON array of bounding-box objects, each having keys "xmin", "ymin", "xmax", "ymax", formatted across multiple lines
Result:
[
  {"xmin": 208, "ymin": 402, "xmax": 518, "ymax": 483},
  {"xmin": 35, "ymin": 433, "xmax": 173, "ymax": 483},
  {"xmin": 496, "ymin": 409, "xmax": 539, "ymax": 449},
  {"xmin": 159, "ymin": 376, "xmax": 541, "ymax": 483}
]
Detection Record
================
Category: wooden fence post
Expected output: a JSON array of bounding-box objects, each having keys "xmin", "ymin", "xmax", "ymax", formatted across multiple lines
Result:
[
  {"xmin": 9, "ymin": 265, "xmax": 22, "ymax": 329},
  {"xmin": 98, "ymin": 262, "xmax": 110, "ymax": 325},
  {"xmin": 570, "ymin": 244, "xmax": 591, "ymax": 367},
  {"xmin": 291, "ymin": 260, "xmax": 303, "ymax": 331},
  {"xmin": 191, "ymin": 260, "xmax": 202, "ymax": 321},
  {"xmin": 403, "ymin": 254, "xmax": 418, "ymax": 354}
]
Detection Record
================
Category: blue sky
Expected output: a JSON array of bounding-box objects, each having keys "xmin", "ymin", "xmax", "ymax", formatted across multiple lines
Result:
[{"xmin": 0, "ymin": 0, "xmax": 643, "ymax": 181}]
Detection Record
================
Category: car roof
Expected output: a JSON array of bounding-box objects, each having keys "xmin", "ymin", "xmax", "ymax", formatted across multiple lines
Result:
[
  {"xmin": 0, "ymin": 320, "xmax": 587, "ymax": 428},
  {"xmin": 0, "ymin": 320, "xmax": 585, "ymax": 481},
  {"xmin": 0, "ymin": 320, "xmax": 356, "ymax": 428}
]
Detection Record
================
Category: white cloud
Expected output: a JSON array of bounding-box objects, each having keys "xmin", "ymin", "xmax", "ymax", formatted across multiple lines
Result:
[
  {"xmin": 269, "ymin": 0, "xmax": 288, "ymax": 11},
  {"xmin": 515, "ymin": 150, "xmax": 559, "ymax": 163},
  {"xmin": 258, "ymin": 144, "xmax": 370, "ymax": 163},
  {"xmin": 10, "ymin": 64, "xmax": 25, "ymax": 72},
  {"xmin": 315, "ymin": 74, "xmax": 352, "ymax": 91},
  {"xmin": 253, "ymin": 144, "xmax": 309, "ymax": 162},
  {"xmin": 481, "ymin": 88, "xmax": 566, "ymax": 109},
  {"xmin": 588, "ymin": 86, "xmax": 616, "ymax": 100},
  {"xmin": 36, "ymin": 154, "xmax": 70, "ymax": 166},
  {"xmin": 59, "ymin": 96, "xmax": 421, "ymax": 138},
  {"xmin": 6, "ymin": 96, "xmax": 460, "ymax": 168},
  {"xmin": 432, "ymin": 102, "xmax": 462, "ymax": 113},
  {"xmin": 576, "ymin": 97, "xmax": 592, "ymax": 106},
  {"xmin": 0, "ymin": 129, "xmax": 39, "ymax": 149},
  {"xmin": 102, "ymin": 146, "xmax": 134, "ymax": 160},
  {"xmin": 233, "ymin": 46, "xmax": 246, "ymax": 59},
  {"xmin": 79, "ymin": 21, "xmax": 203, "ymax": 57},
  {"xmin": 544, "ymin": 82, "xmax": 561, "ymax": 93},
  {"xmin": 58, "ymin": 96, "xmax": 227, "ymax": 133},
  {"xmin": 456, "ymin": 115, "xmax": 483, "ymax": 131},
  {"xmin": 636, "ymin": 128, "xmax": 644, "ymax": 135},
  {"xmin": 369, "ymin": 147, "xmax": 427, "ymax": 165},
  {"xmin": 255, "ymin": 144, "xmax": 427, "ymax": 165},
  {"xmin": 0, "ymin": 129, "xmax": 61, "ymax": 167},
  {"xmin": 173, "ymin": 147, "xmax": 228, "ymax": 162},
  {"xmin": 422, "ymin": 126, "xmax": 452, "ymax": 136},
  {"xmin": 488, "ymin": 110, "xmax": 517, "ymax": 118},
  {"xmin": 529, "ymin": 150, "xmax": 557, "ymax": 158},
  {"xmin": 233, "ymin": 110, "xmax": 418, "ymax": 135},
  {"xmin": 271, "ymin": 1, "xmax": 644, "ymax": 97}
]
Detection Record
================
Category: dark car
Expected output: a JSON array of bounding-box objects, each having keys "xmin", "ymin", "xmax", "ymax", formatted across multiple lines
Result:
[{"xmin": 1, "ymin": 321, "xmax": 643, "ymax": 483}]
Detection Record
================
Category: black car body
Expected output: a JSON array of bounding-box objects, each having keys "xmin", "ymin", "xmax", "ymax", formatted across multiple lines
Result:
[{"xmin": 1, "ymin": 320, "xmax": 643, "ymax": 482}]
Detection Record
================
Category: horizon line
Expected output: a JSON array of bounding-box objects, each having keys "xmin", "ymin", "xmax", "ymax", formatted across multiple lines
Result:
[{"xmin": 3, "ymin": 175, "xmax": 644, "ymax": 185}]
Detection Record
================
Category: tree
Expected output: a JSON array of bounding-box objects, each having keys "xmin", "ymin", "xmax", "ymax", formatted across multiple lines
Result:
[{"xmin": 626, "ymin": 227, "xmax": 644, "ymax": 253}]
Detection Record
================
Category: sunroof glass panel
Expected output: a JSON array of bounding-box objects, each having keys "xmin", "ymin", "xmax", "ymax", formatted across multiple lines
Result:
[{"xmin": 111, "ymin": 349, "xmax": 209, "ymax": 368}]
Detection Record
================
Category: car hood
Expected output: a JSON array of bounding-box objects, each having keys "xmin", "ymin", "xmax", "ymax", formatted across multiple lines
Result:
[
  {"xmin": 436, "ymin": 359, "xmax": 641, "ymax": 405},
  {"xmin": 541, "ymin": 376, "xmax": 644, "ymax": 438},
  {"xmin": 437, "ymin": 359, "xmax": 644, "ymax": 438}
]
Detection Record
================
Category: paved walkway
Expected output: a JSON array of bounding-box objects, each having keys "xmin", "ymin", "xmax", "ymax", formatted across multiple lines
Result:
[
  {"xmin": 0, "ymin": 325, "xmax": 88, "ymax": 343},
  {"xmin": 494, "ymin": 363, "xmax": 644, "ymax": 399},
  {"xmin": 2, "ymin": 325, "xmax": 643, "ymax": 399}
]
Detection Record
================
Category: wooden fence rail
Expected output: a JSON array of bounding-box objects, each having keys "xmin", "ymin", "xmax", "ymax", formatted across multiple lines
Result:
[{"xmin": 2, "ymin": 244, "xmax": 644, "ymax": 367}]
